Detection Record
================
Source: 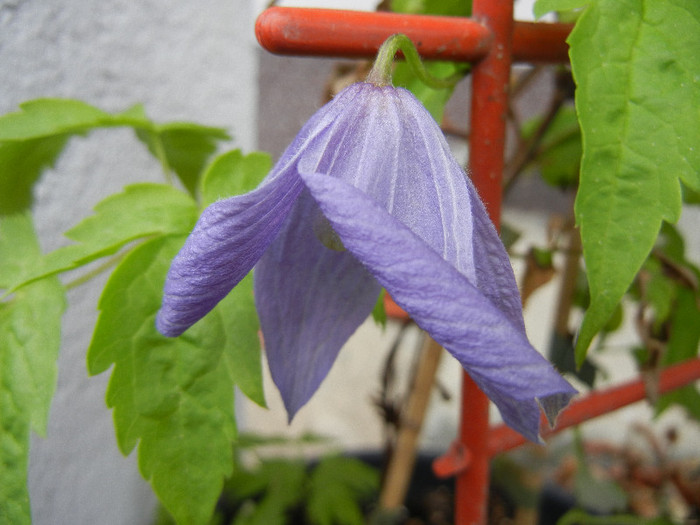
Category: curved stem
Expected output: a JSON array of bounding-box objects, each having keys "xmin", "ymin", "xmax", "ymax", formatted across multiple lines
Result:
[{"xmin": 366, "ymin": 34, "xmax": 462, "ymax": 89}]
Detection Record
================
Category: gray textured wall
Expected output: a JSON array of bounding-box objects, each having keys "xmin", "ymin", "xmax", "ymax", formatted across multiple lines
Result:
[{"xmin": 1, "ymin": 1, "xmax": 258, "ymax": 523}]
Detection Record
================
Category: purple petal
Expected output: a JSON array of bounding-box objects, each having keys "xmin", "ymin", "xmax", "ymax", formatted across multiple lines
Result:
[
  {"xmin": 301, "ymin": 171, "xmax": 577, "ymax": 442},
  {"xmin": 156, "ymin": 169, "xmax": 304, "ymax": 336},
  {"xmin": 299, "ymin": 84, "xmax": 478, "ymax": 281},
  {"xmin": 298, "ymin": 83, "xmax": 525, "ymax": 332},
  {"xmin": 156, "ymin": 84, "xmax": 370, "ymax": 337},
  {"xmin": 255, "ymin": 190, "xmax": 380, "ymax": 418}
]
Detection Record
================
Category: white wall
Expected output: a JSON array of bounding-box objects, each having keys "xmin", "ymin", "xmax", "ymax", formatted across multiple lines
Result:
[{"xmin": 0, "ymin": 1, "xmax": 258, "ymax": 523}]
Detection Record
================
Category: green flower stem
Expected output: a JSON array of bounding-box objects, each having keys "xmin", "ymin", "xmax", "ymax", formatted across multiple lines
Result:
[{"xmin": 366, "ymin": 34, "xmax": 462, "ymax": 89}]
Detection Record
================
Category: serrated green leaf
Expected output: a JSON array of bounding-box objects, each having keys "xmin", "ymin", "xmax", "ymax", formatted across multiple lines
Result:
[
  {"xmin": 0, "ymin": 98, "xmax": 229, "ymax": 214},
  {"xmin": 1, "ymin": 214, "xmax": 65, "ymax": 524},
  {"xmin": 136, "ymin": 123, "xmax": 230, "ymax": 196},
  {"xmin": 0, "ymin": 99, "xmax": 116, "ymax": 215},
  {"xmin": 571, "ymin": 0, "xmax": 700, "ymax": 364},
  {"xmin": 306, "ymin": 456, "xmax": 379, "ymax": 525},
  {"xmin": 0, "ymin": 135, "xmax": 71, "ymax": 215},
  {"xmin": 533, "ymin": 0, "xmax": 589, "ymax": 19},
  {"xmin": 0, "ymin": 99, "xmax": 112, "ymax": 141},
  {"xmin": 200, "ymin": 149, "xmax": 271, "ymax": 207},
  {"xmin": 218, "ymin": 272, "xmax": 266, "ymax": 407},
  {"xmin": 0, "ymin": 214, "xmax": 65, "ymax": 434},
  {"xmin": 87, "ymin": 234, "xmax": 264, "ymax": 524},
  {"xmin": 6, "ymin": 183, "xmax": 198, "ymax": 293},
  {"xmin": 65, "ymin": 183, "xmax": 199, "ymax": 263}
]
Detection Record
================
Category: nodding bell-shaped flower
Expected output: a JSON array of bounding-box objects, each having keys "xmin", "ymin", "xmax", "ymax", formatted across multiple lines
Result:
[{"xmin": 156, "ymin": 80, "xmax": 576, "ymax": 443}]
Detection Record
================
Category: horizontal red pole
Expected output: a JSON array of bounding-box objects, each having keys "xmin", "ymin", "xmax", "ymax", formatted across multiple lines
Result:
[
  {"xmin": 256, "ymin": 7, "xmax": 572, "ymax": 64},
  {"xmin": 487, "ymin": 357, "xmax": 700, "ymax": 456},
  {"xmin": 512, "ymin": 21, "xmax": 572, "ymax": 62}
]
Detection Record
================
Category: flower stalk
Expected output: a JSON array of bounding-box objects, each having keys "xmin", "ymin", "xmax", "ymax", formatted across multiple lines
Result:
[{"xmin": 366, "ymin": 33, "xmax": 462, "ymax": 89}]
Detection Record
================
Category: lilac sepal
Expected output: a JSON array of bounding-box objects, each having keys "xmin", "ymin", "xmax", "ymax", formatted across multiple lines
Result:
[
  {"xmin": 299, "ymin": 171, "xmax": 577, "ymax": 442},
  {"xmin": 255, "ymin": 190, "xmax": 380, "ymax": 419},
  {"xmin": 157, "ymin": 82, "xmax": 577, "ymax": 442},
  {"xmin": 155, "ymin": 86, "xmax": 368, "ymax": 337}
]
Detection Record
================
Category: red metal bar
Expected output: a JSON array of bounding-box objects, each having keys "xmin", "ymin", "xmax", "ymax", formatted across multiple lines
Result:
[
  {"xmin": 255, "ymin": 7, "xmax": 572, "ymax": 64},
  {"xmin": 512, "ymin": 21, "xmax": 572, "ymax": 63},
  {"xmin": 455, "ymin": 1, "xmax": 514, "ymax": 523},
  {"xmin": 487, "ymin": 357, "xmax": 700, "ymax": 456}
]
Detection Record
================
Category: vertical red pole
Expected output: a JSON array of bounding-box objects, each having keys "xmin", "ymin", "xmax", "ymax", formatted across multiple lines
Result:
[{"xmin": 456, "ymin": 0, "xmax": 514, "ymax": 523}]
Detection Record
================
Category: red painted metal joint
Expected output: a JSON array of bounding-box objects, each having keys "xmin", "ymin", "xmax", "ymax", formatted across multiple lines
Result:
[{"xmin": 255, "ymin": 7, "xmax": 572, "ymax": 64}]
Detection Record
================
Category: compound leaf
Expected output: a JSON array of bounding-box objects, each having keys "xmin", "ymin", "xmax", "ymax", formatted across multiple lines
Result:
[
  {"xmin": 0, "ymin": 99, "xmax": 228, "ymax": 214},
  {"xmin": 135, "ymin": 122, "xmax": 230, "ymax": 196},
  {"xmin": 0, "ymin": 214, "xmax": 65, "ymax": 524},
  {"xmin": 7, "ymin": 184, "xmax": 198, "ymax": 292},
  {"xmin": 87, "ymin": 233, "xmax": 263, "ymax": 524}
]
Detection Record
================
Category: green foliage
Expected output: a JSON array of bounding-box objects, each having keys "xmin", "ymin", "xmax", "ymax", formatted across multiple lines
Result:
[
  {"xmin": 569, "ymin": 430, "xmax": 628, "ymax": 516},
  {"xmin": 200, "ymin": 149, "xmax": 272, "ymax": 207},
  {"xmin": 557, "ymin": 508, "xmax": 675, "ymax": 525},
  {"xmin": 0, "ymin": 214, "xmax": 65, "ymax": 524},
  {"xmin": 0, "ymin": 98, "xmax": 229, "ymax": 215},
  {"xmin": 634, "ymin": 224, "xmax": 700, "ymax": 420},
  {"xmin": 522, "ymin": 106, "xmax": 581, "ymax": 188},
  {"xmin": 3, "ymin": 1, "xmax": 700, "ymax": 521},
  {"xmin": 306, "ymin": 455, "xmax": 380, "ymax": 525},
  {"xmin": 218, "ymin": 454, "xmax": 379, "ymax": 525},
  {"xmin": 87, "ymin": 236, "xmax": 241, "ymax": 523},
  {"xmin": 0, "ymin": 97, "xmax": 269, "ymax": 524},
  {"xmin": 566, "ymin": 0, "xmax": 700, "ymax": 364}
]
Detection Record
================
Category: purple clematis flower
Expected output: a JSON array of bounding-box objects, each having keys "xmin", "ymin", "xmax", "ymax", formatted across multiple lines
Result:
[{"xmin": 156, "ymin": 81, "xmax": 576, "ymax": 443}]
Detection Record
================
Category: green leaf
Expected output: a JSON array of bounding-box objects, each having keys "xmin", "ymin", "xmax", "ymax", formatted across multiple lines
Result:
[
  {"xmin": 66, "ymin": 183, "xmax": 199, "ymax": 263},
  {"xmin": 371, "ymin": 289, "xmax": 387, "ymax": 329},
  {"xmin": 391, "ymin": 0, "xmax": 470, "ymax": 17},
  {"xmin": 656, "ymin": 287, "xmax": 700, "ymax": 419},
  {"xmin": 0, "ymin": 99, "xmax": 114, "ymax": 215},
  {"xmin": 87, "ymin": 232, "xmax": 264, "ymax": 524},
  {"xmin": 135, "ymin": 123, "xmax": 230, "ymax": 196},
  {"xmin": 0, "ymin": 99, "xmax": 112, "ymax": 140},
  {"xmin": 306, "ymin": 456, "xmax": 379, "ymax": 525},
  {"xmin": 0, "ymin": 98, "xmax": 229, "ymax": 214},
  {"xmin": 524, "ymin": 106, "xmax": 581, "ymax": 188},
  {"xmin": 571, "ymin": 0, "xmax": 700, "ymax": 364},
  {"xmin": 0, "ymin": 214, "xmax": 65, "ymax": 524},
  {"xmin": 218, "ymin": 272, "xmax": 266, "ymax": 407},
  {"xmin": 0, "ymin": 135, "xmax": 72, "ymax": 215},
  {"xmin": 230, "ymin": 460, "xmax": 307, "ymax": 525},
  {"xmin": 200, "ymin": 149, "xmax": 271, "ymax": 207},
  {"xmin": 7, "ymin": 184, "xmax": 199, "ymax": 292}
]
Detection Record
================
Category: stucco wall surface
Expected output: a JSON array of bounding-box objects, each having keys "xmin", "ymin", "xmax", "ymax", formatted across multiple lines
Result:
[{"xmin": 0, "ymin": 1, "xmax": 258, "ymax": 523}]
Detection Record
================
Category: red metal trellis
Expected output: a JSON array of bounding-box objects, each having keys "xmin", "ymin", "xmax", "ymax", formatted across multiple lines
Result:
[{"xmin": 255, "ymin": 4, "xmax": 700, "ymax": 523}]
